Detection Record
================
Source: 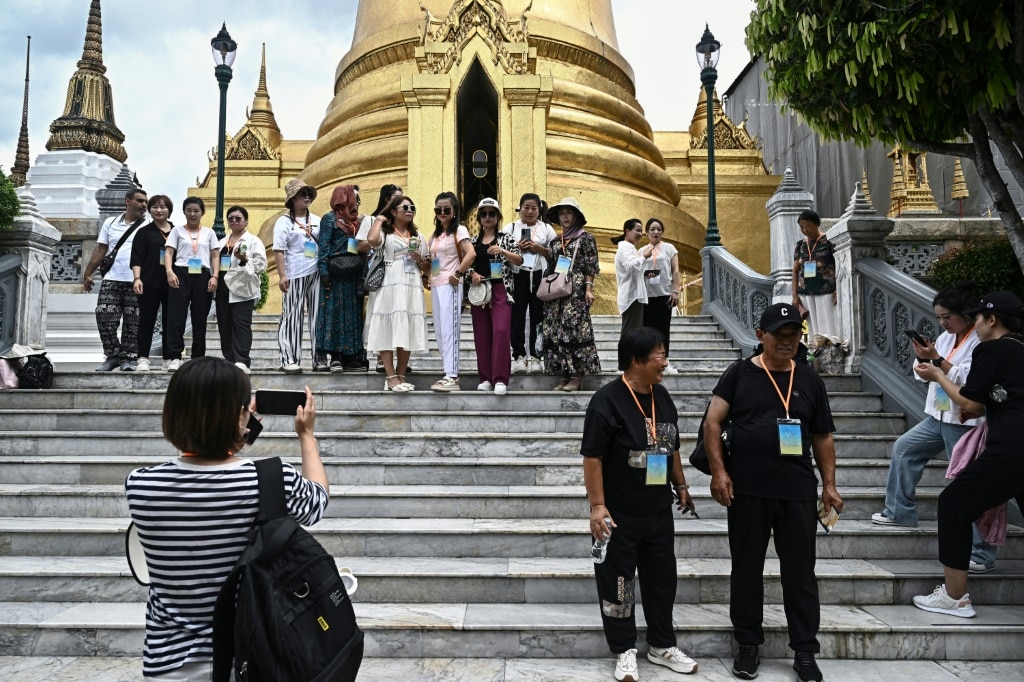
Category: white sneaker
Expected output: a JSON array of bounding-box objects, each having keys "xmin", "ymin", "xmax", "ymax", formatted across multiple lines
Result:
[
  {"xmin": 135, "ymin": 358, "xmax": 150, "ymax": 372},
  {"xmin": 969, "ymin": 561, "xmax": 995, "ymax": 574},
  {"xmin": 281, "ymin": 363, "xmax": 302, "ymax": 374},
  {"xmin": 871, "ymin": 511, "xmax": 899, "ymax": 526},
  {"xmin": 912, "ymin": 584, "xmax": 976, "ymax": 618},
  {"xmin": 165, "ymin": 359, "xmax": 181, "ymax": 372},
  {"xmin": 511, "ymin": 357, "xmax": 527, "ymax": 374},
  {"xmin": 477, "ymin": 381, "xmax": 493, "ymax": 391},
  {"xmin": 663, "ymin": 363, "xmax": 679, "ymax": 375},
  {"xmin": 528, "ymin": 356, "xmax": 543, "ymax": 374},
  {"xmin": 615, "ymin": 648, "xmax": 639, "ymax": 682},
  {"xmin": 647, "ymin": 645, "xmax": 698, "ymax": 674},
  {"xmin": 494, "ymin": 382, "xmax": 507, "ymax": 396},
  {"xmin": 234, "ymin": 362, "xmax": 251, "ymax": 375}
]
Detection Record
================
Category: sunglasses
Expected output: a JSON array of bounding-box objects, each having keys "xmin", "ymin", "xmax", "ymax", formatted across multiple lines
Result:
[
  {"xmin": 479, "ymin": 211, "xmax": 498, "ymax": 218},
  {"xmin": 227, "ymin": 216, "xmax": 245, "ymax": 222},
  {"xmin": 398, "ymin": 204, "xmax": 416, "ymax": 213},
  {"xmin": 434, "ymin": 206, "xmax": 453, "ymax": 216}
]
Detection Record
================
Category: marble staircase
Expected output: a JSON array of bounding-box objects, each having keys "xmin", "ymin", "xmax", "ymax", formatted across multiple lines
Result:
[{"xmin": 1, "ymin": 314, "xmax": 1023, "ymax": 678}]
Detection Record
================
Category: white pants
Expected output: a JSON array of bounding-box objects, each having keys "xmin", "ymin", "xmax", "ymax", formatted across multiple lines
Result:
[
  {"xmin": 278, "ymin": 271, "xmax": 320, "ymax": 366},
  {"xmin": 799, "ymin": 293, "xmax": 840, "ymax": 343},
  {"xmin": 431, "ymin": 282, "xmax": 463, "ymax": 378}
]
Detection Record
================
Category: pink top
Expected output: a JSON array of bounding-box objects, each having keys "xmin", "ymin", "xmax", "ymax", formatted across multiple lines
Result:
[{"xmin": 429, "ymin": 225, "xmax": 471, "ymax": 288}]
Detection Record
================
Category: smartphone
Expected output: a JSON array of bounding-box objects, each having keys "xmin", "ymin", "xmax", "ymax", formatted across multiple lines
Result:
[
  {"xmin": 245, "ymin": 413, "xmax": 263, "ymax": 445},
  {"xmin": 255, "ymin": 389, "xmax": 308, "ymax": 416},
  {"xmin": 521, "ymin": 227, "xmax": 532, "ymax": 242},
  {"xmin": 903, "ymin": 329, "xmax": 927, "ymax": 345}
]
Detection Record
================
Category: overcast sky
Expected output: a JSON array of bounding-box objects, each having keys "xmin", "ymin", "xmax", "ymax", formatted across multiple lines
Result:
[{"xmin": 0, "ymin": 0, "xmax": 756, "ymax": 202}]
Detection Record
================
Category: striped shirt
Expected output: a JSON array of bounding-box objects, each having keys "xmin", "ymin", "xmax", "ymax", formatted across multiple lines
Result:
[{"xmin": 125, "ymin": 458, "xmax": 328, "ymax": 677}]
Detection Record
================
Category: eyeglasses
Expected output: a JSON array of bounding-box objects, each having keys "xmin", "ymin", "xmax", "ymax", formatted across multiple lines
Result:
[
  {"xmin": 434, "ymin": 206, "xmax": 452, "ymax": 216},
  {"xmin": 479, "ymin": 211, "xmax": 498, "ymax": 218},
  {"xmin": 399, "ymin": 204, "xmax": 416, "ymax": 213},
  {"xmin": 227, "ymin": 216, "xmax": 245, "ymax": 222}
]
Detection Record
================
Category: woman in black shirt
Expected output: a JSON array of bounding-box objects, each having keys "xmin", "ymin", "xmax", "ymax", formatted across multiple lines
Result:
[{"xmin": 130, "ymin": 194, "xmax": 174, "ymax": 372}]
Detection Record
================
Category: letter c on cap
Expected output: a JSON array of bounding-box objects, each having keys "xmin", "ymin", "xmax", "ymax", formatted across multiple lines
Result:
[{"xmin": 781, "ymin": 308, "xmax": 789, "ymax": 316}]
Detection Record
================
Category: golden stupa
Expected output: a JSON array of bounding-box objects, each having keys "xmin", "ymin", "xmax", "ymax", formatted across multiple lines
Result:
[{"xmin": 190, "ymin": 0, "xmax": 778, "ymax": 313}]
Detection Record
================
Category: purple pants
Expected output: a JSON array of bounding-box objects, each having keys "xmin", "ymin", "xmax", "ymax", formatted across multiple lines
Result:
[{"xmin": 471, "ymin": 281, "xmax": 512, "ymax": 385}]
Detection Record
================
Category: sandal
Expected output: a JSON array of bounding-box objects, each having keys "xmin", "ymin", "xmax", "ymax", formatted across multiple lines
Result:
[
  {"xmin": 384, "ymin": 375, "xmax": 408, "ymax": 392},
  {"xmin": 397, "ymin": 375, "xmax": 415, "ymax": 391}
]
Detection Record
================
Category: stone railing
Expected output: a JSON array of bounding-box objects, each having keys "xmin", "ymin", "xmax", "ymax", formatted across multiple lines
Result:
[
  {"xmin": 0, "ymin": 253, "xmax": 21, "ymax": 351},
  {"xmin": 700, "ymin": 245, "xmax": 774, "ymax": 357}
]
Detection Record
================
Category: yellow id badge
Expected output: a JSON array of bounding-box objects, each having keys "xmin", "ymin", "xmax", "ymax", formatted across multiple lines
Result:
[
  {"xmin": 220, "ymin": 254, "xmax": 231, "ymax": 271},
  {"xmin": 778, "ymin": 418, "xmax": 803, "ymax": 456},
  {"xmin": 934, "ymin": 386, "xmax": 952, "ymax": 412},
  {"xmin": 431, "ymin": 256, "xmax": 441, "ymax": 277},
  {"xmin": 645, "ymin": 452, "xmax": 668, "ymax": 485},
  {"xmin": 158, "ymin": 247, "xmax": 165, "ymax": 266},
  {"xmin": 555, "ymin": 255, "xmax": 571, "ymax": 274},
  {"xmin": 803, "ymin": 261, "xmax": 817, "ymax": 278},
  {"xmin": 490, "ymin": 260, "xmax": 502, "ymax": 279},
  {"xmin": 187, "ymin": 257, "xmax": 202, "ymax": 275},
  {"xmin": 347, "ymin": 237, "xmax": 359, "ymax": 254},
  {"xmin": 303, "ymin": 239, "xmax": 317, "ymax": 258}
]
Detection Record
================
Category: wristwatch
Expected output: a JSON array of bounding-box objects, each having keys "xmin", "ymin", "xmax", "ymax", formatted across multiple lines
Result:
[{"xmin": 931, "ymin": 357, "xmax": 944, "ymax": 367}]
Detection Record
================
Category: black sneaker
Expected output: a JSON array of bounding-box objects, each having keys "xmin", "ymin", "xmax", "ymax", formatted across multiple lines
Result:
[
  {"xmin": 793, "ymin": 652, "xmax": 823, "ymax": 682},
  {"xmin": 732, "ymin": 644, "xmax": 760, "ymax": 679}
]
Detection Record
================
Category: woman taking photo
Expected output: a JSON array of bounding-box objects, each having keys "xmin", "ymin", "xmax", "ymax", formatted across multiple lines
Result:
[
  {"xmin": 164, "ymin": 197, "xmax": 219, "ymax": 372},
  {"xmin": 125, "ymin": 356, "xmax": 328, "ymax": 679},
  {"xmin": 365, "ymin": 194, "xmax": 429, "ymax": 392},
  {"xmin": 215, "ymin": 206, "xmax": 267, "ymax": 375},
  {"xmin": 642, "ymin": 218, "xmax": 680, "ymax": 374},
  {"xmin": 273, "ymin": 179, "xmax": 321, "ymax": 374},
  {"xmin": 467, "ymin": 198, "xmax": 522, "ymax": 396},
  {"xmin": 130, "ymin": 194, "xmax": 174, "ymax": 372},
  {"xmin": 912, "ymin": 291, "xmax": 1024, "ymax": 618},
  {"xmin": 540, "ymin": 197, "xmax": 602, "ymax": 392},
  {"xmin": 503, "ymin": 193, "xmax": 556, "ymax": 374},
  {"xmin": 613, "ymin": 218, "xmax": 653, "ymax": 338},
  {"xmin": 316, "ymin": 185, "xmax": 365, "ymax": 373},
  {"xmin": 428, "ymin": 192, "xmax": 474, "ymax": 392}
]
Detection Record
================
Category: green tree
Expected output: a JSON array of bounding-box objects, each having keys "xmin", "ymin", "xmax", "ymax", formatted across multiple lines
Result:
[
  {"xmin": 0, "ymin": 167, "xmax": 19, "ymax": 231},
  {"xmin": 746, "ymin": 1, "xmax": 1024, "ymax": 269}
]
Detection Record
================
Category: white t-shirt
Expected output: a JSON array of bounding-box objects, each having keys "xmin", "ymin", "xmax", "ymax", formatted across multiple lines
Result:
[
  {"xmin": 167, "ymin": 225, "xmax": 219, "ymax": 270},
  {"xmin": 356, "ymin": 214, "xmax": 374, "ymax": 242},
  {"xmin": 97, "ymin": 214, "xmax": 144, "ymax": 282},
  {"xmin": 273, "ymin": 212, "xmax": 321, "ymax": 280},
  {"xmin": 642, "ymin": 241, "xmax": 678, "ymax": 297},
  {"xmin": 918, "ymin": 329, "xmax": 982, "ymax": 426},
  {"xmin": 502, "ymin": 220, "xmax": 557, "ymax": 273},
  {"xmin": 615, "ymin": 240, "xmax": 649, "ymax": 314}
]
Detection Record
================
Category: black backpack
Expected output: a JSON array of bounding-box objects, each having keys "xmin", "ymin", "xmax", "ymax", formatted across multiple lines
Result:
[
  {"xmin": 212, "ymin": 457, "xmax": 363, "ymax": 682},
  {"xmin": 16, "ymin": 354, "xmax": 54, "ymax": 389}
]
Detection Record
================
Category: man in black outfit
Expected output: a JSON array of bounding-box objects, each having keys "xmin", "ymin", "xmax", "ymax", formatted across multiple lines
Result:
[{"xmin": 704, "ymin": 303, "xmax": 843, "ymax": 682}]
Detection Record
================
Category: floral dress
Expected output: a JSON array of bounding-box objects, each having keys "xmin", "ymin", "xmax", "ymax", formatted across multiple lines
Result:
[
  {"xmin": 316, "ymin": 211, "xmax": 363, "ymax": 358},
  {"xmin": 539, "ymin": 232, "xmax": 602, "ymax": 377}
]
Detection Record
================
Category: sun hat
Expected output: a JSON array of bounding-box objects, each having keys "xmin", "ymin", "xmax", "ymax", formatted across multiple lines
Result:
[
  {"xmin": 545, "ymin": 197, "xmax": 587, "ymax": 226},
  {"xmin": 284, "ymin": 178, "xmax": 317, "ymax": 207}
]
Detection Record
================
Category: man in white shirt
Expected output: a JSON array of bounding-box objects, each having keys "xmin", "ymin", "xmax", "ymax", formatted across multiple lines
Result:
[{"xmin": 82, "ymin": 189, "xmax": 148, "ymax": 371}]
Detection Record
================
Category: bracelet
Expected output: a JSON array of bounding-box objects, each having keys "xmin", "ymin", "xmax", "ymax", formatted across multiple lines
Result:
[
  {"xmin": 584, "ymin": 281, "xmax": 594, "ymax": 287},
  {"xmin": 674, "ymin": 484, "xmax": 689, "ymax": 490}
]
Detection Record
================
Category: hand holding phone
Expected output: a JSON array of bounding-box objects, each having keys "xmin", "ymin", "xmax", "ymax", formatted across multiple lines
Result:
[
  {"xmin": 903, "ymin": 329, "xmax": 928, "ymax": 346},
  {"xmin": 255, "ymin": 389, "xmax": 308, "ymax": 416}
]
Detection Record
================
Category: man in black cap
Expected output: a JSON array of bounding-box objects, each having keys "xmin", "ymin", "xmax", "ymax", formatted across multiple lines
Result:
[{"xmin": 703, "ymin": 303, "xmax": 843, "ymax": 682}]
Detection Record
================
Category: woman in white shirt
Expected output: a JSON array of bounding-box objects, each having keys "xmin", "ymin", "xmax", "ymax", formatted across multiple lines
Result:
[
  {"xmin": 273, "ymin": 179, "xmax": 321, "ymax": 374},
  {"xmin": 503, "ymin": 193, "xmax": 557, "ymax": 374},
  {"xmin": 613, "ymin": 218, "xmax": 653, "ymax": 338},
  {"xmin": 214, "ymin": 206, "xmax": 267, "ymax": 375},
  {"xmin": 427, "ymin": 192, "xmax": 474, "ymax": 392},
  {"xmin": 642, "ymin": 218, "xmax": 680, "ymax": 374},
  {"xmin": 164, "ymin": 197, "xmax": 220, "ymax": 372}
]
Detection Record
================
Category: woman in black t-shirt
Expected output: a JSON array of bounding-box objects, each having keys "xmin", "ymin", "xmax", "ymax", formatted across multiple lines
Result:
[
  {"xmin": 912, "ymin": 291, "xmax": 1024, "ymax": 619},
  {"xmin": 129, "ymin": 194, "xmax": 174, "ymax": 372}
]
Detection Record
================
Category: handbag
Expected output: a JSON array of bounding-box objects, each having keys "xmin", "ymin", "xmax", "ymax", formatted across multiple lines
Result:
[
  {"xmin": 329, "ymin": 252, "xmax": 363, "ymax": 279},
  {"xmin": 467, "ymin": 280, "xmax": 492, "ymax": 307},
  {"xmin": 98, "ymin": 217, "xmax": 145, "ymax": 276},
  {"xmin": 689, "ymin": 403, "xmax": 733, "ymax": 475},
  {"xmin": 536, "ymin": 239, "xmax": 579, "ymax": 302},
  {"xmin": 363, "ymin": 246, "xmax": 386, "ymax": 292}
]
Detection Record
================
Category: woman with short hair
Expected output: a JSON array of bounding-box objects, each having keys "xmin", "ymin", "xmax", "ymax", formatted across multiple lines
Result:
[
  {"xmin": 215, "ymin": 206, "xmax": 267, "ymax": 375},
  {"xmin": 503, "ymin": 193, "xmax": 556, "ymax": 374},
  {"xmin": 130, "ymin": 194, "xmax": 174, "ymax": 372}
]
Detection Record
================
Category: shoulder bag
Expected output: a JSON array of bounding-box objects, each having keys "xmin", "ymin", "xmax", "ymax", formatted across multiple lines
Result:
[
  {"xmin": 536, "ymin": 238, "xmax": 579, "ymax": 302},
  {"xmin": 689, "ymin": 360, "xmax": 740, "ymax": 475},
  {"xmin": 363, "ymin": 245, "xmax": 386, "ymax": 292},
  {"xmin": 99, "ymin": 217, "xmax": 145, "ymax": 276}
]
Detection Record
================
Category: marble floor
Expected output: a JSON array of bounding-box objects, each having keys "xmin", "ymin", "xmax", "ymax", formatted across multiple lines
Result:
[{"xmin": 0, "ymin": 657, "xmax": 1022, "ymax": 681}]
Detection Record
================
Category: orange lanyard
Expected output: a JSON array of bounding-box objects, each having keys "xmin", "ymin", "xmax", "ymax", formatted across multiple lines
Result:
[
  {"xmin": 946, "ymin": 327, "xmax": 974, "ymax": 363},
  {"xmin": 758, "ymin": 358, "xmax": 796, "ymax": 418},
  {"xmin": 805, "ymin": 235, "xmax": 822, "ymax": 260},
  {"xmin": 622, "ymin": 377, "xmax": 656, "ymax": 446},
  {"xmin": 186, "ymin": 227, "xmax": 201, "ymax": 255},
  {"xmin": 650, "ymin": 244, "xmax": 660, "ymax": 267},
  {"xmin": 295, "ymin": 216, "xmax": 312, "ymax": 239}
]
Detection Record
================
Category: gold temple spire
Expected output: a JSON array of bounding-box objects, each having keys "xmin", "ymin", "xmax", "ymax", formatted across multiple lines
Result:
[
  {"xmin": 246, "ymin": 43, "xmax": 282, "ymax": 148},
  {"xmin": 45, "ymin": 0, "xmax": 127, "ymax": 162},
  {"xmin": 951, "ymin": 158, "xmax": 969, "ymax": 201},
  {"xmin": 10, "ymin": 36, "xmax": 31, "ymax": 187},
  {"xmin": 889, "ymin": 152, "xmax": 906, "ymax": 217},
  {"xmin": 860, "ymin": 167, "xmax": 871, "ymax": 206}
]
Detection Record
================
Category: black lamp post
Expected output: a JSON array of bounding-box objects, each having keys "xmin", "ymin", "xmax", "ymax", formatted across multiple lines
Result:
[
  {"xmin": 210, "ymin": 23, "xmax": 237, "ymax": 238},
  {"xmin": 696, "ymin": 24, "xmax": 722, "ymax": 247}
]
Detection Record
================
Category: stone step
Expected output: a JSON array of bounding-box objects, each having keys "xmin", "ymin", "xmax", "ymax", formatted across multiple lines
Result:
[
  {"xmin": 4, "ymin": 517, "xmax": 1019, "ymax": 560},
  {"xmin": 0, "ymin": 409, "xmax": 905, "ymax": 435},
  {"xmin": 1, "ymin": 600, "xmax": 1022, "ymax": 660},
  {"xmin": 4, "ymin": 554, "xmax": 1023, "ymax": 606},
  {"xmin": 203, "ymin": 328, "xmax": 733, "ymax": 342}
]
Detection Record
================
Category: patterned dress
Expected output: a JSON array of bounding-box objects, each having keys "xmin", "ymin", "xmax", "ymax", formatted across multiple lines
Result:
[
  {"xmin": 540, "ymin": 232, "xmax": 602, "ymax": 377},
  {"xmin": 316, "ymin": 212, "xmax": 363, "ymax": 358}
]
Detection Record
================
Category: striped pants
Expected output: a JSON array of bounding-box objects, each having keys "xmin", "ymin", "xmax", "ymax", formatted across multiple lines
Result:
[
  {"xmin": 431, "ymin": 282, "xmax": 463, "ymax": 378},
  {"xmin": 95, "ymin": 279, "xmax": 139, "ymax": 360},
  {"xmin": 278, "ymin": 271, "xmax": 320, "ymax": 367}
]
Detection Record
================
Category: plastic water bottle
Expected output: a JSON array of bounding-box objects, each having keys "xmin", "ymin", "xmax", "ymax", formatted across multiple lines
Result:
[{"xmin": 591, "ymin": 517, "xmax": 613, "ymax": 564}]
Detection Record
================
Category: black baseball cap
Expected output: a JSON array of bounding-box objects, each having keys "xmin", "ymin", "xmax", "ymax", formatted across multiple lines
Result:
[
  {"xmin": 758, "ymin": 303, "xmax": 803, "ymax": 333},
  {"xmin": 965, "ymin": 290, "xmax": 1024, "ymax": 317}
]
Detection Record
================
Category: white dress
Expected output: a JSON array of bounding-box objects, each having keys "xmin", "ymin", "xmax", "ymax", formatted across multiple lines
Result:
[{"xmin": 366, "ymin": 232, "xmax": 429, "ymax": 352}]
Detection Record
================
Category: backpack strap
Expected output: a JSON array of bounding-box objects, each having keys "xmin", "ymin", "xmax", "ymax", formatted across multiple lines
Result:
[{"xmin": 255, "ymin": 456, "xmax": 288, "ymax": 522}]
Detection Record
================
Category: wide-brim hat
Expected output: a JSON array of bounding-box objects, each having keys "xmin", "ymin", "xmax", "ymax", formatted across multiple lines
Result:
[
  {"xmin": 965, "ymin": 290, "xmax": 1024, "ymax": 317},
  {"xmin": 284, "ymin": 178, "xmax": 317, "ymax": 207},
  {"xmin": 546, "ymin": 197, "xmax": 587, "ymax": 226}
]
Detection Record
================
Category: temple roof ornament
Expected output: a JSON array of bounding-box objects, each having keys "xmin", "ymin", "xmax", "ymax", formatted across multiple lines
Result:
[
  {"xmin": 840, "ymin": 181, "xmax": 876, "ymax": 219},
  {"xmin": 44, "ymin": 0, "xmax": 127, "ymax": 163},
  {"xmin": 242, "ymin": 44, "xmax": 282, "ymax": 149},
  {"xmin": 886, "ymin": 146, "xmax": 940, "ymax": 217},
  {"xmin": 951, "ymin": 158, "xmax": 969, "ymax": 201},
  {"xmin": 95, "ymin": 163, "xmax": 141, "ymax": 214},
  {"xmin": 775, "ymin": 167, "xmax": 806, "ymax": 194},
  {"xmin": 689, "ymin": 87, "xmax": 758, "ymax": 151},
  {"xmin": 226, "ymin": 127, "xmax": 278, "ymax": 162},
  {"xmin": 417, "ymin": 0, "xmax": 534, "ymax": 75},
  {"xmin": 11, "ymin": 36, "xmax": 31, "ymax": 187},
  {"xmin": 860, "ymin": 167, "xmax": 872, "ymax": 206}
]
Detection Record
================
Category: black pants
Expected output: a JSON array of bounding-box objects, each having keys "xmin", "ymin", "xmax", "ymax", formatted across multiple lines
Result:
[
  {"xmin": 620, "ymin": 300, "xmax": 645, "ymax": 338},
  {"xmin": 510, "ymin": 269, "xmax": 544, "ymax": 359},
  {"xmin": 137, "ymin": 286, "xmax": 169, "ymax": 359},
  {"xmin": 728, "ymin": 494, "xmax": 820, "ymax": 653},
  {"xmin": 645, "ymin": 295, "xmax": 672, "ymax": 355},
  {"xmin": 215, "ymin": 282, "xmax": 255, "ymax": 367},
  {"xmin": 594, "ymin": 508, "xmax": 677, "ymax": 654},
  {"xmin": 95, "ymin": 279, "xmax": 139, "ymax": 360},
  {"xmin": 938, "ymin": 447, "xmax": 1024, "ymax": 570},
  {"xmin": 166, "ymin": 267, "xmax": 212, "ymax": 360}
]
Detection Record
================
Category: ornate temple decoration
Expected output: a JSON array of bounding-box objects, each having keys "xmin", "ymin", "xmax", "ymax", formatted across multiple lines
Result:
[
  {"xmin": 225, "ymin": 44, "xmax": 281, "ymax": 163},
  {"xmin": 889, "ymin": 153, "xmax": 907, "ymax": 216},
  {"xmin": 226, "ymin": 128, "xmax": 276, "ymax": 161},
  {"xmin": 860, "ymin": 168, "xmax": 872, "ymax": 207},
  {"xmin": 886, "ymin": 146, "xmax": 940, "ymax": 217},
  {"xmin": 417, "ymin": 0, "xmax": 534, "ymax": 75},
  {"xmin": 10, "ymin": 37, "xmax": 31, "ymax": 187},
  {"xmin": 44, "ymin": 0, "xmax": 127, "ymax": 163},
  {"xmin": 951, "ymin": 158, "xmax": 969, "ymax": 201},
  {"xmin": 689, "ymin": 88, "xmax": 759, "ymax": 151}
]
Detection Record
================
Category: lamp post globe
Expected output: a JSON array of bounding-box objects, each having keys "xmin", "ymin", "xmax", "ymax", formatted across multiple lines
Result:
[
  {"xmin": 696, "ymin": 24, "xmax": 721, "ymax": 247},
  {"xmin": 210, "ymin": 23, "xmax": 237, "ymax": 238}
]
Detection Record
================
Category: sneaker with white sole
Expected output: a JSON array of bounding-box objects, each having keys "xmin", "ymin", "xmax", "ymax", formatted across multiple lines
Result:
[
  {"xmin": 647, "ymin": 645, "xmax": 697, "ymax": 674},
  {"xmin": 477, "ymin": 381, "xmax": 493, "ymax": 391},
  {"xmin": 431, "ymin": 377, "xmax": 461, "ymax": 392},
  {"xmin": 494, "ymin": 382, "xmax": 507, "ymax": 396},
  {"xmin": 912, "ymin": 584, "xmax": 976, "ymax": 617},
  {"xmin": 511, "ymin": 357, "xmax": 527, "ymax": 374},
  {"xmin": 165, "ymin": 359, "xmax": 182, "ymax": 372},
  {"xmin": 136, "ymin": 358, "xmax": 151, "ymax": 372},
  {"xmin": 969, "ymin": 561, "xmax": 995, "ymax": 574},
  {"xmin": 871, "ymin": 511, "xmax": 899, "ymax": 526},
  {"xmin": 281, "ymin": 363, "xmax": 302, "ymax": 374},
  {"xmin": 234, "ymin": 362, "xmax": 251, "ymax": 375},
  {"xmin": 527, "ymin": 356, "xmax": 543, "ymax": 373},
  {"xmin": 614, "ymin": 648, "xmax": 639, "ymax": 682},
  {"xmin": 732, "ymin": 644, "xmax": 760, "ymax": 679}
]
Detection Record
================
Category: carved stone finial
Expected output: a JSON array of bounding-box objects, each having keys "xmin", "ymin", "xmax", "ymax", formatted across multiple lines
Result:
[
  {"xmin": 11, "ymin": 36, "xmax": 31, "ymax": 187},
  {"xmin": 15, "ymin": 185, "xmax": 44, "ymax": 221},
  {"xmin": 95, "ymin": 163, "xmax": 140, "ymax": 214},
  {"xmin": 841, "ymin": 181, "xmax": 876, "ymax": 218},
  {"xmin": 774, "ymin": 167, "xmax": 806, "ymax": 194}
]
